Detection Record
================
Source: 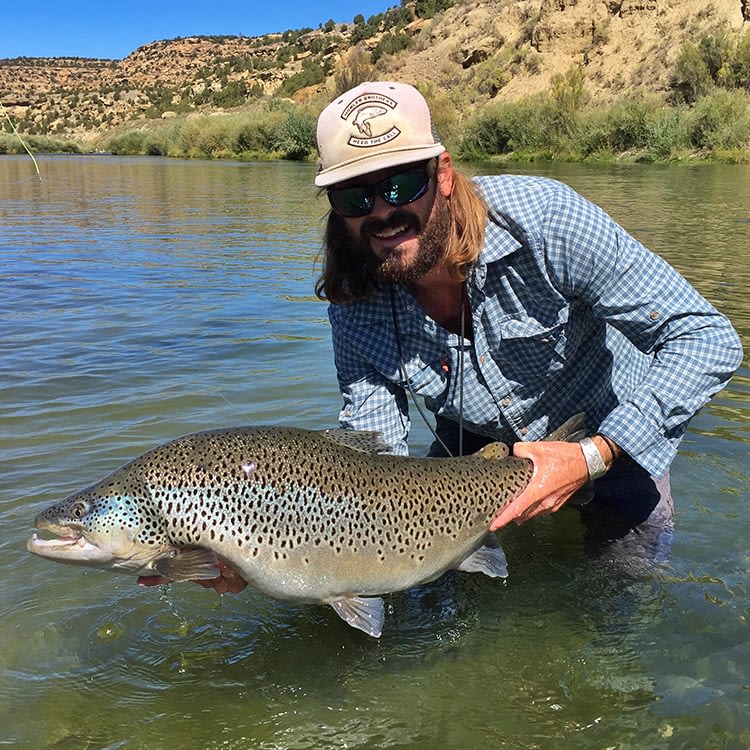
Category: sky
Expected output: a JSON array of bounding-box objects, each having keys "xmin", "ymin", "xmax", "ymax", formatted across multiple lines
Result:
[{"xmin": 1, "ymin": 0, "xmax": 397, "ymax": 60}]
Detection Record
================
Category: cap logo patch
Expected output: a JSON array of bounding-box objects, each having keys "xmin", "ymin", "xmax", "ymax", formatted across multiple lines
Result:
[{"xmin": 341, "ymin": 92, "xmax": 400, "ymax": 149}]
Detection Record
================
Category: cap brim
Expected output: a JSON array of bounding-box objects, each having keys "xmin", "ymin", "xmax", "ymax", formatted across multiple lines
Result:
[{"xmin": 315, "ymin": 144, "xmax": 446, "ymax": 187}]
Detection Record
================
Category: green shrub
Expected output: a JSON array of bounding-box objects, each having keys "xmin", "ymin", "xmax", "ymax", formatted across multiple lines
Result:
[
  {"xmin": 108, "ymin": 130, "xmax": 149, "ymax": 155},
  {"xmin": 371, "ymin": 31, "xmax": 413, "ymax": 63},
  {"xmin": 272, "ymin": 109, "xmax": 315, "ymax": 160},
  {"xmin": 234, "ymin": 112, "xmax": 283, "ymax": 154},
  {"xmin": 644, "ymin": 106, "xmax": 689, "ymax": 159},
  {"xmin": 278, "ymin": 58, "xmax": 327, "ymax": 97},
  {"xmin": 730, "ymin": 31, "xmax": 750, "ymax": 90},
  {"xmin": 177, "ymin": 116, "xmax": 238, "ymax": 158},
  {"xmin": 687, "ymin": 89, "xmax": 750, "ymax": 151}
]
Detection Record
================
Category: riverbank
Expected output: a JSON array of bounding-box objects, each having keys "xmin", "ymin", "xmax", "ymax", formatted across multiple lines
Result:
[{"xmin": 3, "ymin": 86, "xmax": 749, "ymax": 165}]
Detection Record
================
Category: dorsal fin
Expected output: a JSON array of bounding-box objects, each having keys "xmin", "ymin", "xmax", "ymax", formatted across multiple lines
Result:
[
  {"xmin": 545, "ymin": 412, "xmax": 588, "ymax": 442},
  {"xmin": 320, "ymin": 429, "xmax": 392, "ymax": 454}
]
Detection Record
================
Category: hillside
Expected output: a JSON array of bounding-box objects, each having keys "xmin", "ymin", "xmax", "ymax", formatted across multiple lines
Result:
[{"xmin": 0, "ymin": 0, "xmax": 748, "ymax": 144}]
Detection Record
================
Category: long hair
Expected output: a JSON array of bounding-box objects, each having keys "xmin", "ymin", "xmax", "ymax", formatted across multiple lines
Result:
[{"xmin": 314, "ymin": 164, "xmax": 488, "ymax": 304}]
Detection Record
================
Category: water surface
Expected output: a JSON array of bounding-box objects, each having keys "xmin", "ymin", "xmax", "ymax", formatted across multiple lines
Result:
[{"xmin": 1, "ymin": 155, "xmax": 749, "ymax": 749}]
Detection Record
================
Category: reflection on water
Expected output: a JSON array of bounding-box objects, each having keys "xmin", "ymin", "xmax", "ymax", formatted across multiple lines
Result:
[{"xmin": 1, "ymin": 155, "xmax": 749, "ymax": 749}]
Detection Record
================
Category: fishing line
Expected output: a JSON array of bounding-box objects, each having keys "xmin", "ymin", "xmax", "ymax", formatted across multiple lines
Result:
[
  {"xmin": 458, "ymin": 281, "xmax": 466, "ymax": 458},
  {"xmin": 390, "ymin": 285, "xmax": 467, "ymax": 458},
  {"xmin": 0, "ymin": 101, "xmax": 41, "ymax": 179}
]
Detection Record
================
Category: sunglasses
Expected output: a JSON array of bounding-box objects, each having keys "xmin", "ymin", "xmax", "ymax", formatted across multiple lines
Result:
[{"xmin": 326, "ymin": 163, "xmax": 432, "ymax": 218}]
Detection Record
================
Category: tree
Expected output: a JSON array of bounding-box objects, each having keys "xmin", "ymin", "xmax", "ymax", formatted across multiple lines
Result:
[{"xmin": 673, "ymin": 42, "xmax": 712, "ymax": 102}]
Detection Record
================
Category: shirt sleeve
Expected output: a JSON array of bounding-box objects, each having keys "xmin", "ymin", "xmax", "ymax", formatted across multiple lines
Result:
[
  {"xmin": 542, "ymin": 182, "xmax": 744, "ymax": 477},
  {"xmin": 329, "ymin": 304, "xmax": 411, "ymax": 455}
]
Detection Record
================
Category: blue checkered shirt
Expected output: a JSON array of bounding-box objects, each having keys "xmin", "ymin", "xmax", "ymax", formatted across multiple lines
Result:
[{"xmin": 328, "ymin": 175, "xmax": 743, "ymax": 477}]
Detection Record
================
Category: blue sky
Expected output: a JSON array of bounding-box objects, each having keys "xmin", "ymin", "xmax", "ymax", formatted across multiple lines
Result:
[{"xmin": 1, "ymin": 0, "xmax": 397, "ymax": 59}]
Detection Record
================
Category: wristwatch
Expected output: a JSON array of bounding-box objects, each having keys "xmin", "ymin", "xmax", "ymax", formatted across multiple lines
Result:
[{"xmin": 579, "ymin": 437, "xmax": 608, "ymax": 480}]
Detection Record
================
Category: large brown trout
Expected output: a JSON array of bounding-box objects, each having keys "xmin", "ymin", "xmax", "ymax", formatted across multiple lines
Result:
[{"xmin": 27, "ymin": 418, "xmax": 583, "ymax": 636}]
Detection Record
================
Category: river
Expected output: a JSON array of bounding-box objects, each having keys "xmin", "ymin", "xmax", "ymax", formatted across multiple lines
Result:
[{"xmin": 1, "ymin": 154, "xmax": 749, "ymax": 749}]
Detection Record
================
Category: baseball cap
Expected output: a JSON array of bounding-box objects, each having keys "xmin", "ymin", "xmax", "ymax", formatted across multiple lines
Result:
[{"xmin": 314, "ymin": 81, "xmax": 446, "ymax": 187}]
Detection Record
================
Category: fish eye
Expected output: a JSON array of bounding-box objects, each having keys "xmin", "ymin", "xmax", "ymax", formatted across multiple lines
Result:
[{"xmin": 69, "ymin": 501, "xmax": 88, "ymax": 519}]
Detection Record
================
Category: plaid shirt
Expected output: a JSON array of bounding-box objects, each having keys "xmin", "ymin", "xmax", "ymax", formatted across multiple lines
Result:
[{"xmin": 328, "ymin": 175, "xmax": 742, "ymax": 477}]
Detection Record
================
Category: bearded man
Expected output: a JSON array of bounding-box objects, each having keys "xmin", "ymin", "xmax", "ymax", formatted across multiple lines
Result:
[{"xmin": 312, "ymin": 81, "xmax": 742, "ymax": 555}]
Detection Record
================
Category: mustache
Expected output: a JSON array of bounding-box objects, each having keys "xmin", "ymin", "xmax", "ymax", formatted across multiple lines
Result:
[{"xmin": 359, "ymin": 209, "xmax": 421, "ymax": 239}]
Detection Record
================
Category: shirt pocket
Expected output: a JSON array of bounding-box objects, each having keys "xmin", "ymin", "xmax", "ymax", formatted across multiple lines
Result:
[
  {"xmin": 488, "ymin": 316, "xmax": 568, "ymax": 388},
  {"xmin": 394, "ymin": 352, "xmax": 450, "ymax": 402}
]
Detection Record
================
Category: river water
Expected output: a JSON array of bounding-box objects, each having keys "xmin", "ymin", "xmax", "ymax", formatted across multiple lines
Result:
[{"xmin": 1, "ymin": 155, "xmax": 749, "ymax": 749}]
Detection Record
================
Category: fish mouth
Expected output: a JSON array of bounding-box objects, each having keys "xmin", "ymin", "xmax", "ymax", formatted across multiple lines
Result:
[
  {"xmin": 27, "ymin": 530, "xmax": 85, "ymax": 552},
  {"xmin": 26, "ymin": 529, "xmax": 116, "ymax": 566}
]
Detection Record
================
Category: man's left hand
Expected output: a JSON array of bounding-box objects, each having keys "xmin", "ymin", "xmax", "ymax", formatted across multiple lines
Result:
[{"xmin": 489, "ymin": 440, "xmax": 591, "ymax": 530}]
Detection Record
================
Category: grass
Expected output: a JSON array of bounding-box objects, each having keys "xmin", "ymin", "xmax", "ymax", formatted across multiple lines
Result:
[{"xmin": 459, "ymin": 88, "xmax": 750, "ymax": 165}]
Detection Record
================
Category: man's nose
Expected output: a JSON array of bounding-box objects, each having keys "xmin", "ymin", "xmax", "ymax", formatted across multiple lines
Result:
[{"xmin": 368, "ymin": 193, "xmax": 395, "ymax": 218}]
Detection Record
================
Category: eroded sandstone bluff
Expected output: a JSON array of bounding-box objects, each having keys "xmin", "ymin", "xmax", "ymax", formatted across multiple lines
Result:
[{"xmin": 0, "ymin": 0, "xmax": 747, "ymax": 141}]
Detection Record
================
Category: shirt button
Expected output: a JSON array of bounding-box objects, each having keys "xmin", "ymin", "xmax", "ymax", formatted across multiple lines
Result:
[
  {"xmin": 480, "ymin": 355, "xmax": 485, "ymax": 364},
  {"xmin": 502, "ymin": 397, "xmax": 510, "ymax": 407},
  {"xmin": 520, "ymin": 426, "xmax": 528, "ymax": 435},
  {"xmin": 649, "ymin": 310, "xmax": 660, "ymax": 320}
]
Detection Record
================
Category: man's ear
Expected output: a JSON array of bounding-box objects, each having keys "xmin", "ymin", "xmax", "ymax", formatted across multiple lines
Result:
[{"xmin": 436, "ymin": 152, "xmax": 453, "ymax": 197}]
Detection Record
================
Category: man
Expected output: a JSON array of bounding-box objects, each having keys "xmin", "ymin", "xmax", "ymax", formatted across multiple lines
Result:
[
  {"xmin": 140, "ymin": 81, "xmax": 741, "ymax": 593},
  {"xmin": 312, "ymin": 80, "xmax": 741, "ymax": 550}
]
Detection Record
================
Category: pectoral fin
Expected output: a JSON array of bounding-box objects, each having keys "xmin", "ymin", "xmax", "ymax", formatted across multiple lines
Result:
[
  {"xmin": 330, "ymin": 596, "xmax": 385, "ymax": 638},
  {"xmin": 153, "ymin": 547, "xmax": 220, "ymax": 581},
  {"xmin": 456, "ymin": 534, "xmax": 508, "ymax": 578}
]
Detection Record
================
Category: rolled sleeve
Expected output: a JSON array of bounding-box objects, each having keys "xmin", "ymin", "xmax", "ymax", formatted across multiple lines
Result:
[{"xmin": 544, "ymin": 184, "xmax": 743, "ymax": 476}]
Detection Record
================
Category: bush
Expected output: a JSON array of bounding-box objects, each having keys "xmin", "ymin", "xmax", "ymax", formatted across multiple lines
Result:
[
  {"xmin": 177, "ymin": 116, "xmax": 238, "ymax": 158},
  {"xmin": 673, "ymin": 42, "xmax": 713, "ymax": 102},
  {"xmin": 687, "ymin": 89, "xmax": 750, "ymax": 151},
  {"xmin": 278, "ymin": 57, "xmax": 327, "ymax": 97},
  {"xmin": 235, "ymin": 111, "xmax": 283, "ymax": 154},
  {"xmin": 460, "ymin": 96, "xmax": 555, "ymax": 158},
  {"xmin": 730, "ymin": 31, "xmax": 750, "ymax": 90},
  {"xmin": 272, "ymin": 109, "xmax": 316, "ymax": 160},
  {"xmin": 644, "ymin": 107, "xmax": 689, "ymax": 160},
  {"xmin": 371, "ymin": 32, "xmax": 413, "ymax": 64},
  {"xmin": 108, "ymin": 130, "xmax": 149, "ymax": 155},
  {"xmin": 332, "ymin": 45, "xmax": 374, "ymax": 96}
]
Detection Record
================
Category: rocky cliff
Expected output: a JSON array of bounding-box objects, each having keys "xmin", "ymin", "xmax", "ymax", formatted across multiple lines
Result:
[{"xmin": 0, "ymin": 0, "xmax": 747, "ymax": 142}]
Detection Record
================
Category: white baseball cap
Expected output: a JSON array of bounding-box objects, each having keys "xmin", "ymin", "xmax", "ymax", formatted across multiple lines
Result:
[{"xmin": 314, "ymin": 81, "xmax": 446, "ymax": 187}]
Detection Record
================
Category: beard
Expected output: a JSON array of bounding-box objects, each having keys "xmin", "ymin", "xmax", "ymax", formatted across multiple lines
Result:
[{"xmin": 356, "ymin": 188, "xmax": 452, "ymax": 285}]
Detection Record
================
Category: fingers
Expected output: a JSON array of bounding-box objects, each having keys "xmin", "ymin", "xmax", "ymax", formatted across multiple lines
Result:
[
  {"xmin": 206, "ymin": 562, "xmax": 247, "ymax": 594},
  {"xmin": 136, "ymin": 562, "xmax": 247, "ymax": 594},
  {"xmin": 137, "ymin": 575, "xmax": 171, "ymax": 587}
]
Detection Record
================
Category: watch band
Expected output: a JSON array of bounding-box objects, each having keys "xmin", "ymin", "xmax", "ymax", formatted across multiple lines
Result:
[{"xmin": 579, "ymin": 437, "xmax": 607, "ymax": 480}]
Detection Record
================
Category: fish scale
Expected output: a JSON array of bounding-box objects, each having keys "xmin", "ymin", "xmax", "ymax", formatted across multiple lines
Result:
[{"xmin": 27, "ymin": 418, "xmax": 584, "ymax": 637}]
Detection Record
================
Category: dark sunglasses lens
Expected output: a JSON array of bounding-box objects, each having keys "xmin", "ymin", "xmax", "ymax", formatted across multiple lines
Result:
[
  {"xmin": 382, "ymin": 168, "xmax": 429, "ymax": 207},
  {"xmin": 328, "ymin": 186, "xmax": 373, "ymax": 218},
  {"xmin": 328, "ymin": 164, "xmax": 431, "ymax": 217}
]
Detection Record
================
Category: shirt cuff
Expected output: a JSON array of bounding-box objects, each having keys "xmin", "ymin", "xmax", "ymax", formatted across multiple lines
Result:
[{"xmin": 596, "ymin": 403, "xmax": 677, "ymax": 478}]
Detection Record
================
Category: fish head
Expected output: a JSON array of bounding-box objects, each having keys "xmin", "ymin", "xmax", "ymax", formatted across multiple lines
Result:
[{"xmin": 26, "ymin": 477, "xmax": 172, "ymax": 574}]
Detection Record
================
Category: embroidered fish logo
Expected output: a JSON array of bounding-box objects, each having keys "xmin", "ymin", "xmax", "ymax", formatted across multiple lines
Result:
[{"xmin": 352, "ymin": 105, "xmax": 388, "ymax": 137}]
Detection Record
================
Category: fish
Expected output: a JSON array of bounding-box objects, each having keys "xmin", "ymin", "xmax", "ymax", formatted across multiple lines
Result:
[{"xmin": 26, "ymin": 416, "xmax": 585, "ymax": 637}]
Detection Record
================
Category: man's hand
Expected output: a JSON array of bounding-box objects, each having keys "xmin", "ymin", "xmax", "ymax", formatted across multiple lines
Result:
[
  {"xmin": 137, "ymin": 561, "xmax": 248, "ymax": 594},
  {"xmin": 489, "ymin": 435, "xmax": 615, "ymax": 530}
]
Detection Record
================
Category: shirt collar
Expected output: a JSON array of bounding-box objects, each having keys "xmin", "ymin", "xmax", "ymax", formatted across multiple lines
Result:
[{"xmin": 470, "ymin": 214, "xmax": 523, "ymax": 289}]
